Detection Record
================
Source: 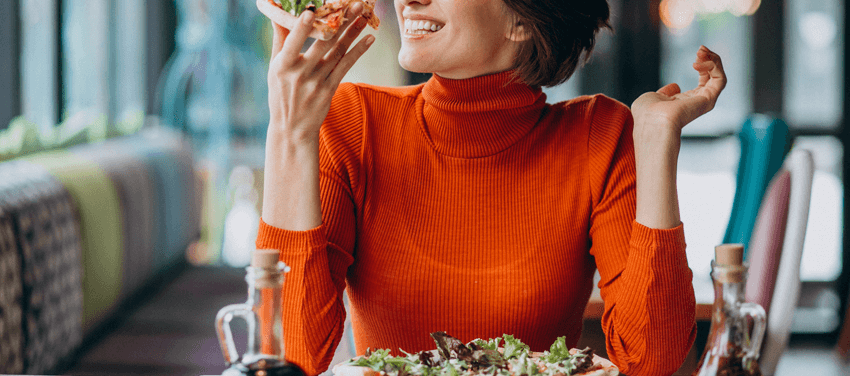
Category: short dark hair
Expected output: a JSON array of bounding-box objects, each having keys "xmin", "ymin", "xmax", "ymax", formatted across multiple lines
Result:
[{"xmin": 501, "ymin": 0, "xmax": 611, "ymax": 88}]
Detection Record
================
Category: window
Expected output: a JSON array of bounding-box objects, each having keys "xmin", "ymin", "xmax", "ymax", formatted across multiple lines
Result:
[
  {"xmin": 0, "ymin": 0, "xmax": 20, "ymax": 132},
  {"xmin": 677, "ymin": 138, "xmax": 740, "ymax": 279},
  {"xmin": 20, "ymin": 0, "xmax": 59, "ymax": 132},
  {"xmin": 795, "ymin": 137, "xmax": 844, "ymax": 282},
  {"xmin": 62, "ymin": 0, "xmax": 110, "ymax": 135},
  {"xmin": 112, "ymin": 0, "xmax": 147, "ymax": 131},
  {"xmin": 662, "ymin": 11, "xmax": 753, "ymax": 136},
  {"xmin": 785, "ymin": 0, "xmax": 844, "ymax": 129},
  {"xmin": 5, "ymin": 0, "xmax": 170, "ymax": 154}
]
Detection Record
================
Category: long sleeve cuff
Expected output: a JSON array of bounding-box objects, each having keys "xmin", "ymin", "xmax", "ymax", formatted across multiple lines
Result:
[
  {"xmin": 628, "ymin": 221, "xmax": 689, "ymax": 271},
  {"xmin": 256, "ymin": 218, "xmax": 327, "ymax": 255}
]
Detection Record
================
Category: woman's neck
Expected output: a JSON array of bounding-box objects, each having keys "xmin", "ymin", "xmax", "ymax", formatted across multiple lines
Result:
[{"xmin": 418, "ymin": 71, "xmax": 547, "ymax": 158}]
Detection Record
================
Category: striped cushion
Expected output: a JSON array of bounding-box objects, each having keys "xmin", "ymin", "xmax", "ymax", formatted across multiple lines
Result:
[
  {"xmin": 70, "ymin": 143, "xmax": 157, "ymax": 299},
  {"xmin": 111, "ymin": 131, "xmax": 200, "ymax": 271}
]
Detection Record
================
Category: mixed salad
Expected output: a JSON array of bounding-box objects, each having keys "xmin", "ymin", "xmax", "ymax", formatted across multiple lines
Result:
[{"xmin": 344, "ymin": 332, "xmax": 597, "ymax": 376}]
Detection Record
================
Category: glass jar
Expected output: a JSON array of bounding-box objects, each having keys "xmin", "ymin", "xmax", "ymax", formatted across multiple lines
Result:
[
  {"xmin": 216, "ymin": 249, "xmax": 304, "ymax": 376},
  {"xmin": 692, "ymin": 259, "xmax": 766, "ymax": 376}
]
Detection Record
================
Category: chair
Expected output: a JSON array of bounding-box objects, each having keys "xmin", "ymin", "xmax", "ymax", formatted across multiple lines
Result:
[
  {"xmin": 745, "ymin": 170, "xmax": 791, "ymax": 317},
  {"xmin": 723, "ymin": 115, "xmax": 790, "ymax": 257},
  {"xmin": 758, "ymin": 148, "xmax": 814, "ymax": 376}
]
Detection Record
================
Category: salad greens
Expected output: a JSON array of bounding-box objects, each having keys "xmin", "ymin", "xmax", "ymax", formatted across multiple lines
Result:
[
  {"xmin": 274, "ymin": 0, "xmax": 324, "ymax": 15},
  {"xmin": 343, "ymin": 332, "xmax": 597, "ymax": 376},
  {"xmin": 501, "ymin": 335, "xmax": 530, "ymax": 360}
]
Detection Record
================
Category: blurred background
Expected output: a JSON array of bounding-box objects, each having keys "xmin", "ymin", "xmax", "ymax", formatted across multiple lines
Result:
[{"xmin": 0, "ymin": 0, "xmax": 848, "ymax": 375}]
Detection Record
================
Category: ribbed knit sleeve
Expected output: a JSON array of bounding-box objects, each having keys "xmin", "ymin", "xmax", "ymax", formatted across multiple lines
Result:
[
  {"xmin": 586, "ymin": 96, "xmax": 696, "ymax": 376},
  {"xmin": 255, "ymin": 83, "xmax": 364, "ymax": 376}
]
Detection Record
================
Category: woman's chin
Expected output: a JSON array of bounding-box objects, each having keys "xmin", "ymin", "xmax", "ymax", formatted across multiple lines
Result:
[{"xmin": 397, "ymin": 52, "xmax": 436, "ymax": 75}]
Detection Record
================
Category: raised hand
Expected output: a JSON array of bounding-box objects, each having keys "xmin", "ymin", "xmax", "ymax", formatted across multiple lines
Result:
[
  {"xmin": 263, "ymin": 0, "xmax": 375, "ymax": 142},
  {"xmin": 259, "ymin": 0, "xmax": 374, "ymax": 230},
  {"xmin": 631, "ymin": 46, "xmax": 727, "ymax": 134},
  {"xmin": 630, "ymin": 46, "xmax": 726, "ymax": 230}
]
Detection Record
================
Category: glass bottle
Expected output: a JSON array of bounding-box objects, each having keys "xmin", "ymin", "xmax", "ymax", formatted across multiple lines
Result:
[
  {"xmin": 216, "ymin": 249, "xmax": 305, "ymax": 376},
  {"xmin": 693, "ymin": 244, "xmax": 767, "ymax": 376}
]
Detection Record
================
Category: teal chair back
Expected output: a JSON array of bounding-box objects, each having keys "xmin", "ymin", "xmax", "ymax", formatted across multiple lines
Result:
[{"xmin": 723, "ymin": 115, "xmax": 790, "ymax": 257}]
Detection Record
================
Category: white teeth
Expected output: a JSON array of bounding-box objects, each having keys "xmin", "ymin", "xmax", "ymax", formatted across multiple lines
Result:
[{"xmin": 404, "ymin": 19, "xmax": 443, "ymax": 34}]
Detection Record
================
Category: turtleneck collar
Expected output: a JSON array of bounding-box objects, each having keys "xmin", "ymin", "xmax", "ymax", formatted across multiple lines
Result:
[{"xmin": 418, "ymin": 71, "xmax": 547, "ymax": 158}]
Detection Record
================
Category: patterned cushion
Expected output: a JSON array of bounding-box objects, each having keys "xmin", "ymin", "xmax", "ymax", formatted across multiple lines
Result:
[
  {"xmin": 0, "ymin": 161, "xmax": 84, "ymax": 374},
  {"xmin": 0, "ymin": 209, "xmax": 24, "ymax": 374}
]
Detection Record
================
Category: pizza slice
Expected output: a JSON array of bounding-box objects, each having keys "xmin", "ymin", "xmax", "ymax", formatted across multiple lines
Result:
[
  {"xmin": 332, "ymin": 332, "xmax": 618, "ymax": 376},
  {"xmin": 258, "ymin": 0, "xmax": 380, "ymax": 41}
]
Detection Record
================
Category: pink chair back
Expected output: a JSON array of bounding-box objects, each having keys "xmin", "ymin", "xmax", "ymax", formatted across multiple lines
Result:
[
  {"xmin": 759, "ymin": 149, "xmax": 814, "ymax": 376},
  {"xmin": 745, "ymin": 170, "xmax": 791, "ymax": 317}
]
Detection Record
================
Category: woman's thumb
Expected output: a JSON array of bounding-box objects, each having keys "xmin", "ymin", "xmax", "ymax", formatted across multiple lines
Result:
[{"xmin": 657, "ymin": 83, "xmax": 681, "ymax": 97}]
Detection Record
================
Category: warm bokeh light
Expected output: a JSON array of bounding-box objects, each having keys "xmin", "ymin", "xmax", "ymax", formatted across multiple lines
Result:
[
  {"xmin": 746, "ymin": 0, "xmax": 762, "ymax": 16},
  {"xmin": 660, "ymin": 0, "xmax": 696, "ymax": 31},
  {"xmin": 661, "ymin": 0, "xmax": 763, "ymax": 30}
]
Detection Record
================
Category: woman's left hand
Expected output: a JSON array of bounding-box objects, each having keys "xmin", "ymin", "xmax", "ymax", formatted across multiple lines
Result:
[
  {"xmin": 631, "ymin": 46, "xmax": 727, "ymax": 137},
  {"xmin": 630, "ymin": 46, "xmax": 726, "ymax": 229}
]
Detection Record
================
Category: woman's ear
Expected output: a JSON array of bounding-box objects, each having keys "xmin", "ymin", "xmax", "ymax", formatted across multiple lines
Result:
[{"xmin": 507, "ymin": 21, "xmax": 531, "ymax": 42}]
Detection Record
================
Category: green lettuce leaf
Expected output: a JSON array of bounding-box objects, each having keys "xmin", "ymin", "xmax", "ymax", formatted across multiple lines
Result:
[
  {"xmin": 348, "ymin": 348, "xmax": 393, "ymax": 371},
  {"xmin": 501, "ymin": 335, "xmax": 530, "ymax": 360},
  {"xmin": 470, "ymin": 337, "xmax": 502, "ymax": 351},
  {"xmin": 541, "ymin": 336, "xmax": 571, "ymax": 364}
]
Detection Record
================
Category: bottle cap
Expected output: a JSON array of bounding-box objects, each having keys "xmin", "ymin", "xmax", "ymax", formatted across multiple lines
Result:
[
  {"xmin": 715, "ymin": 244, "xmax": 744, "ymax": 266},
  {"xmin": 251, "ymin": 249, "xmax": 279, "ymax": 268}
]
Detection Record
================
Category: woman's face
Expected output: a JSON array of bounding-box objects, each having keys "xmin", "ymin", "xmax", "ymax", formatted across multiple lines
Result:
[{"xmin": 394, "ymin": 0, "xmax": 521, "ymax": 79}]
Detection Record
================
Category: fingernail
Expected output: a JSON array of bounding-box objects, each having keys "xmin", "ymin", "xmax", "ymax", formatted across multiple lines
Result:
[
  {"xmin": 366, "ymin": 35, "xmax": 375, "ymax": 45},
  {"xmin": 303, "ymin": 12, "xmax": 314, "ymax": 25},
  {"xmin": 357, "ymin": 17, "xmax": 368, "ymax": 28}
]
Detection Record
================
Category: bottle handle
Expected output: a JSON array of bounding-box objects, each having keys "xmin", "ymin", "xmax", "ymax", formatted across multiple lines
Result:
[
  {"xmin": 739, "ymin": 302, "xmax": 767, "ymax": 363},
  {"xmin": 216, "ymin": 303, "xmax": 255, "ymax": 366}
]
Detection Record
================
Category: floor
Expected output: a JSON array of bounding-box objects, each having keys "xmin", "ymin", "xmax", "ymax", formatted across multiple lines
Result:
[{"xmin": 63, "ymin": 266, "xmax": 850, "ymax": 376}]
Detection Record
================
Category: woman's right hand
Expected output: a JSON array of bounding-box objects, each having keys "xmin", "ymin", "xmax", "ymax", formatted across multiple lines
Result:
[
  {"xmin": 261, "ymin": 3, "xmax": 373, "ymax": 230},
  {"xmin": 266, "ymin": 2, "xmax": 375, "ymax": 143}
]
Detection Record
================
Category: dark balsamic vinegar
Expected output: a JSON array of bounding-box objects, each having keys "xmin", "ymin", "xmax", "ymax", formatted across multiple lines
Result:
[{"xmin": 248, "ymin": 364, "xmax": 306, "ymax": 376}]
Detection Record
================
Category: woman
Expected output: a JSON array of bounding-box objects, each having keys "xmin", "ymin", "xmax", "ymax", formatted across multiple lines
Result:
[{"xmin": 256, "ymin": 0, "xmax": 726, "ymax": 375}]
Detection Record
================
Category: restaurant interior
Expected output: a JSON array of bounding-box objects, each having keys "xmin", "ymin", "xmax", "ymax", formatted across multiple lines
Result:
[{"xmin": 0, "ymin": 0, "xmax": 849, "ymax": 375}]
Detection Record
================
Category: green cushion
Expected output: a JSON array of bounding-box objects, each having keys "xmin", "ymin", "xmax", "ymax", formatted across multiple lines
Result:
[{"xmin": 23, "ymin": 151, "xmax": 124, "ymax": 333}]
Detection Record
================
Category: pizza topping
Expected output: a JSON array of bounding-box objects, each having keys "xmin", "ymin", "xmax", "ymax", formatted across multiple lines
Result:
[
  {"xmin": 267, "ymin": 0, "xmax": 381, "ymax": 36},
  {"xmin": 569, "ymin": 349, "xmax": 595, "ymax": 375},
  {"xmin": 272, "ymin": 0, "xmax": 324, "ymax": 16},
  {"xmin": 418, "ymin": 351, "xmax": 438, "ymax": 368}
]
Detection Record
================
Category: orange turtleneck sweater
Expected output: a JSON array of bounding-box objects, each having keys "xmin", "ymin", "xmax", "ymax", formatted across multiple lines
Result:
[{"xmin": 256, "ymin": 72, "xmax": 696, "ymax": 376}]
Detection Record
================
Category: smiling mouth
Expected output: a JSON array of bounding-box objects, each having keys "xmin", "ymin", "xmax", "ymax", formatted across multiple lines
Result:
[{"xmin": 404, "ymin": 19, "xmax": 444, "ymax": 36}]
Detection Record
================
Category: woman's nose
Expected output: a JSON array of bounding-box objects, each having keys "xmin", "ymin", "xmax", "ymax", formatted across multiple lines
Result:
[{"xmin": 399, "ymin": 0, "xmax": 431, "ymax": 6}]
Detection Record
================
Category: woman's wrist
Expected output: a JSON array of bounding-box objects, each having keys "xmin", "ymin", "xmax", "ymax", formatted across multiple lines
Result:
[
  {"xmin": 262, "ymin": 123, "xmax": 322, "ymax": 231},
  {"xmin": 267, "ymin": 120, "xmax": 321, "ymax": 149},
  {"xmin": 633, "ymin": 120, "xmax": 683, "ymax": 230}
]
